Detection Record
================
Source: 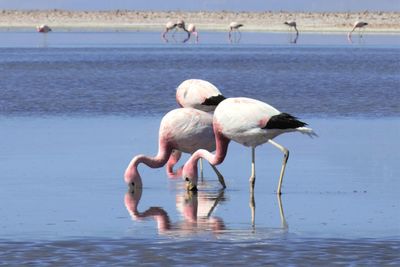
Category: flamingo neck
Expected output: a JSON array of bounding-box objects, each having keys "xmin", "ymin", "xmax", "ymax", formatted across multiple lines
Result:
[
  {"xmin": 183, "ymin": 131, "xmax": 230, "ymax": 185},
  {"xmin": 124, "ymin": 142, "xmax": 172, "ymax": 184}
]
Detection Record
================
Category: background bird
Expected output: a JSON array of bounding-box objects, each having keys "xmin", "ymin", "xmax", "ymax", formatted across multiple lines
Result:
[
  {"xmin": 348, "ymin": 21, "xmax": 368, "ymax": 42},
  {"xmin": 162, "ymin": 21, "xmax": 177, "ymax": 42},
  {"xmin": 36, "ymin": 24, "xmax": 51, "ymax": 33},
  {"xmin": 182, "ymin": 97, "xmax": 316, "ymax": 194},
  {"xmin": 187, "ymin": 23, "xmax": 199, "ymax": 43},
  {"xmin": 284, "ymin": 20, "xmax": 299, "ymax": 35},
  {"xmin": 228, "ymin": 22, "xmax": 243, "ymax": 43},
  {"xmin": 284, "ymin": 20, "xmax": 299, "ymax": 43}
]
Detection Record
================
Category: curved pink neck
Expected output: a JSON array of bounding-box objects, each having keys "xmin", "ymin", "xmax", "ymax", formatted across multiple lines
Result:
[
  {"xmin": 183, "ymin": 129, "xmax": 230, "ymax": 183},
  {"xmin": 124, "ymin": 141, "xmax": 172, "ymax": 184}
]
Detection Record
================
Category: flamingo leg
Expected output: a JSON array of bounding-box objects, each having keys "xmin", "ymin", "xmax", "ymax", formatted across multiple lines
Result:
[
  {"xmin": 237, "ymin": 29, "xmax": 242, "ymax": 42},
  {"xmin": 268, "ymin": 139, "xmax": 289, "ymax": 195},
  {"xmin": 209, "ymin": 163, "xmax": 226, "ymax": 188},
  {"xmin": 249, "ymin": 147, "xmax": 256, "ymax": 189}
]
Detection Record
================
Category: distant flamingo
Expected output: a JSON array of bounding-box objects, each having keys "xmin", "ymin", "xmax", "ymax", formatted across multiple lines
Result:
[
  {"xmin": 347, "ymin": 21, "xmax": 368, "ymax": 42},
  {"xmin": 36, "ymin": 24, "xmax": 51, "ymax": 33},
  {"xmin": 176, "ymin": 79, "xmax": 225, "ymax": 113},
  {"xmin": 162, "ymin": 19, "xmax": 190, "ymax": 43},
  {"xmin": 36, "ymin": 24, "xmax": 51, "ymax": 47},
  {"xmin": 182, "ymin": 97, "xmax": 316, "ymax": 194},
  {"xmin": 187, "ymin": 23, "xmax": 199, "ymax": 43},
  {"xmin": 284, "ymin": 21, "xmax": 299, "ymax": 35},
  {"xmin": 124, "ymin": 108, "xmax": 226, "ymax": 190},
  {"xmin": 284, "ymin": 20, "xmax": 299, "ymax": 43},
  {"xmin": 228, "ymin": 22, "xmax": 243, "ymax": 43},
  {"xmin": 162, "ymin": 21, "xmax": 177, "ymax": 42}
]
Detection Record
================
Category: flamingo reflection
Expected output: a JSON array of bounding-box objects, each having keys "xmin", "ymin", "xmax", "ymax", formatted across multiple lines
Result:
[
  {"xmin": 249, "ymin": 189, "xmax": 288, "ymax": 230},
  {"xmin": 125, "ymin": 183, "xmax": 288, "ymax": 236},
  {"xmin": 124, "ymin": 187, "xmax": 226, "ymax": 235}
]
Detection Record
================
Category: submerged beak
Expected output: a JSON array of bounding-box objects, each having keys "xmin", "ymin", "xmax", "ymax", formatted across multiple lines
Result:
[{"xmin": 185, "ymin": 179, "xmax": 198, "ymax": 191}]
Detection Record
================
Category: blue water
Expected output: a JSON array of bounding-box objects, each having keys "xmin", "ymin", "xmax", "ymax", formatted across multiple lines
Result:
[{"xmin": 0, "ymin": 31, "xmax": 399, "ymax": 265}]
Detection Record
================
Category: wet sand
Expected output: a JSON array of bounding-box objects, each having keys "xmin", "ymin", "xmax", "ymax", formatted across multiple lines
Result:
[{"xmin": 0, "ymin": 10, "xmax": 399, "ymax": 33}]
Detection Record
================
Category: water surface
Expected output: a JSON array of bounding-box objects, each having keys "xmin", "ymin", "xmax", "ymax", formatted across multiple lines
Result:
[{"xmin": 0, "ymin": 31, "xmax": 399, "ymax": 265}]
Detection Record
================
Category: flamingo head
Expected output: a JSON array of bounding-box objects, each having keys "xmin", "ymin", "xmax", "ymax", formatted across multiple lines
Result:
[
  {"xmin": 124, "ymin": 156, "xmax": 143, "ymax": 192},
  {"xmin": 182, "ymin": 159, "xmax": 198, "ymax": 191}
]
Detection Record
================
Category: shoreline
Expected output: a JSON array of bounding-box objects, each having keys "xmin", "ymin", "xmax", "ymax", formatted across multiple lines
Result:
[{"xmin": 0, "ymin": 10, "xmax": 399, "ymax": 33}]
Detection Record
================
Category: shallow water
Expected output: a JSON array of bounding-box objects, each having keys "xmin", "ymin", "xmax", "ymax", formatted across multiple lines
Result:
[
  {"xmin": 0, "ymin": 32, "xmax": 399, "ymax": 265},
  {"xmin": 1, "ymin": 117, "xmax": 399, "ymax": 265}
]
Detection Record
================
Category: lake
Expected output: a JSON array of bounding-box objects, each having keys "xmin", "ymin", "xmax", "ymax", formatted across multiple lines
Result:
[{"xmin": 0, "ymin": 31, "xmax": 399, "ymax": 265}]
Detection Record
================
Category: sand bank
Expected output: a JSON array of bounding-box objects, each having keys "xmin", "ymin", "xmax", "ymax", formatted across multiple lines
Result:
[{"xmin": 0, "ymin": 10, "xmax": 399, "ymax": 33}]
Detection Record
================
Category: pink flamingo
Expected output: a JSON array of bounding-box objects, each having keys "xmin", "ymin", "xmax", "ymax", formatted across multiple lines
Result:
[
  {"xmin": 162, "ymin": 20, "xmax": 190, "ymax": 43},
  {"xmin": 182, "ymin": 97, "xmax": 316, "ymax": 194},
  {"xmin": 284, "ymin": 20, "xmax": 299, "ymax": 43},
  {"xmin": 284, "ymin": 21, "xmax": 299, "ymax": 35},
  {"xmin": 176, "ymin": 79, "xmax": 225, "ymax": 112},
  {"xmin": 36, "ymin": 24, "xmax": 51, "ymax": 33},
  {"xmin": 124, "ymin": 108, "xmax": 226, "ymax": 190},
  {"xmin": 347, "ymin": 21, "xmax": 368, "ymax": 42},
  {"xmin": 187, "ymin": 23, "xmax": 199, "ymax": 43},
  {"xmin": 228, "ymin": 22, "xmax": 243, "ymax": 43},
  {"xmin": 162, "ymin": 21, "xmax": 177, "ymax": 42},
  {"xmin": 172, "ymin": 79, "xmax": 225, "ymax": 177}
]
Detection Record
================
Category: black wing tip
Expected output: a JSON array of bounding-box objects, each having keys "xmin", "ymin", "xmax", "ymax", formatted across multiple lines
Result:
[
  {"xmin": 201, "ymin": 94, "xmax": 226, "ymax": 106},
  {"xmin": 264, "ymin": 112, "xmax": 307, "ymax": 130}
]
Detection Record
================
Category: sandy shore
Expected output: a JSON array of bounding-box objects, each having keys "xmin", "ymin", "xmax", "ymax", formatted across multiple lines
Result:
[{"xmin": 0, "ymin": 10, "xmax": 399, "ymax": 33}]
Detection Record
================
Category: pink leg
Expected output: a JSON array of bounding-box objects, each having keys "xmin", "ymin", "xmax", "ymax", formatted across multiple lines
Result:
[{"xmin": 166, "ymin": 150, "xmax": 183, "ymax": 178}]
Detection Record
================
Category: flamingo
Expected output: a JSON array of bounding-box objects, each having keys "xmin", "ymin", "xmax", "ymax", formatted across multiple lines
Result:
[
  {"xmin": 228, "ymin": 22, "xmax": 243, "ymax": 43},
  {"xmin": 161, "ymin": 21, "xmax": 177, "ymax": 42},
  {"xmin": 176, "ymin": 79, "xmax": 225, "ymax": 113},
  {"xmin": 284, "ymin": 21, "xmax": 299, "ymax": 35},
  {"xmin": 182, "ymin": 97, "xmax": 317, "ymax": 194},
  {"xmin": 176, "ymin": 19, "xmax": 191, "ymax": 42},
  {"xmin": 36, "ymin": 24, "xmax": 51, "ymax": 47},
  {"xmin": 36, "ymin": 24, "xmax": 51, "ymax": 33},
  {"xmin": 284, "ymin": 20, "xmax": 299, "ymax": 43},
  {"xmin": 163, "ymin": 19, "xmax": 191, "ymax": 43},
  {"xmin": 124, "ymin": 108, "xmax": 226, "ymax": 190},
  {"xmin": 166, "ymin": 79, "xmax": 225, "ymax": 178},
  {"xmin": 187, "ymin": 23, "xmax": 199, "ymax": 43},
  {"xmin": 347, "ymin": 21, "xmax": 368, "ymax": 42}
]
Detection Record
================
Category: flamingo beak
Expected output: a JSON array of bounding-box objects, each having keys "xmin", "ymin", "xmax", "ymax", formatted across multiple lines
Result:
[{"xmin": 185, "ymin": 178, "xmax": 198, "ymax": 191}]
